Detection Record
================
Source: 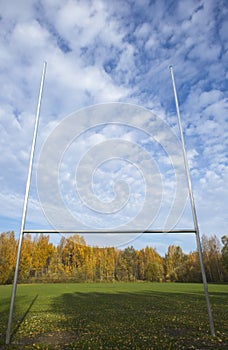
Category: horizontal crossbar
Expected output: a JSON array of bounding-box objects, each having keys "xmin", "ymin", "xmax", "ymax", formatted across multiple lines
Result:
[{"xmin": 23, "ymin": 229, "xmax": 196, "ymax": 234}]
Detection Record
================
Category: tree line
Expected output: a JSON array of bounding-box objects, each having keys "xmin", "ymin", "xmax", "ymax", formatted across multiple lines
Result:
[{"xmin": 0, "ymin": 231, "xmax": 227, "ymax": 284}]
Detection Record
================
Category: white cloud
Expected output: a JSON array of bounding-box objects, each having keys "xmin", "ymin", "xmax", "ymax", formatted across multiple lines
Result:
[
  {"xmin": 0, "ymin": 0, "xmax": 227, "ymax": 253},
  {"xmin": 199, "ymin": 90, "xmax": 223, "ymax": 108}
]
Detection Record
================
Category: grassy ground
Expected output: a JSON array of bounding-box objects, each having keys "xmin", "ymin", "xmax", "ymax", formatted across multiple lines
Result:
[{"xmin": 0, "ymin": 282, "xmax": 227, "ymax": 349}]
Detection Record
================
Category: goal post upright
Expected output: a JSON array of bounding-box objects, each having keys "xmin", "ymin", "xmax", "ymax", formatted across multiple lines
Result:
[
  {"xmin": 169, "ymin": 65, "xmax": 215, "ymax": 336},
  {"xmin": 5, "ymin": 62, "xmax": 47, "ymax": 345}
]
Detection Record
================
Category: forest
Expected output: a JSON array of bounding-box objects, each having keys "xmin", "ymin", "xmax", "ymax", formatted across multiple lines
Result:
[{"xmin": 0, "ymin": 231, "xmax": 227, "ymax": 284}]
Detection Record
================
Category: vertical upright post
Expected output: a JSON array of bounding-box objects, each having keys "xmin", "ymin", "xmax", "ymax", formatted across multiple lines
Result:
[
  {"xmin": 169, "ymin": 65, "xmax": 215, "ymax": 337},
  {"xmin": 6, "ymin": 62, "xmax": 47, "ymax": 345}
]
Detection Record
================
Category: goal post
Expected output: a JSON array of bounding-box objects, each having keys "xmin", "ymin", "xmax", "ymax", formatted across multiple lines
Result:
[{"xmin": 5, "ymin": 64, "xmax": 215, "ymax": 344}]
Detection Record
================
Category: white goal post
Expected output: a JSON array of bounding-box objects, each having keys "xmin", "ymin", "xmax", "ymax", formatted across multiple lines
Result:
[{"xmin": 5, "ymin": 63, "xmax": 215, "ymax": 345}]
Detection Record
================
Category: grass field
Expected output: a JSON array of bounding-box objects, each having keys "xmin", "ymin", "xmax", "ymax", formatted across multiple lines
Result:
[{"xmin": 0, "ymin": 282, "xmax": 227, "ymax": 349}]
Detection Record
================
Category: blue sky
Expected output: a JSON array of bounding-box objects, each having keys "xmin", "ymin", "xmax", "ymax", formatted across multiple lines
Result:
[{"xmin": 0, "ymin": 0, "xmax": 227, "ymax": 255}]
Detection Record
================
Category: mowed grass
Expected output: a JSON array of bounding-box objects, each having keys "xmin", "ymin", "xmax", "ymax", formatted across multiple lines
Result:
[{"xmin": 0, "ymin": 283, "xmax": 227, "ymax": 349}]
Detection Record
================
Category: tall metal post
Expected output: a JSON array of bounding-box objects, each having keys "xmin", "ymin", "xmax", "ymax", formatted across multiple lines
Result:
[
  {"xmin": 169, "ymin": 65, "xmax": 215, "ymax": 337},
  {"xmin": 6, "ymin": 62, "xmax": 47, "ymax": 345}
]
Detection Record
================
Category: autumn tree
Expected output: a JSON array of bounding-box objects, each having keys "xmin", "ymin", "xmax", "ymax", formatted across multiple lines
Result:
[
  {"xmin": 221, "ymin": 235, "xmax": 228, "ymax": 281},
  {"xmin": 97, "ymin": 247, "xmax": 116, "ymax": 282},
  {"xmin": 32, "ymin": 235, "xmax": 54, "ymax": 277},
  {"xmin": 0, "ymin": 231, "xmax": 17, "ymax": 284},
  {"xmin": 19, "ymin": 234, "xmax": 34, "ymax": 281},
  {"xmin": 165, "ymin": 245, "xmax": 186, "ymax": 281},
  {"xmin": 138, "ymin": 246, "xmax": 164, "ymax": 281},
  {"xmin": 116, "ymin": 246, "xmax": 138, "ymax": 281},
  {"xmin": 202, "ymin": 234, "xmax": 223, "ymax": 282},
  {"xmin": 180, "ymin": 251, "xmax": 201, "ymax": 282},
  {"xmin": 61, "ymin": 235, "xmax": 86, "ymax": 278}
]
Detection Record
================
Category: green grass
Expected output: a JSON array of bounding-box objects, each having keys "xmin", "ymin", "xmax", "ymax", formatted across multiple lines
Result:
[{"xmin": 0, "ymin": 282, "xmax": 227, "ymax": 349}]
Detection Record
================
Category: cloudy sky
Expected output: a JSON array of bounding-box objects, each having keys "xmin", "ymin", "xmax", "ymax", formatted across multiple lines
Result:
[{"xmin": 0, "ymin": 0, "xmax": 227, "ymax": 254}]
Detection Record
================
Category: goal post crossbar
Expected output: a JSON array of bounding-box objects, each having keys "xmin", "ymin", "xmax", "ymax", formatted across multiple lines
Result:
[{"xmin": 23, "ymin": 229, "xmax": 196, "ymax": 234}]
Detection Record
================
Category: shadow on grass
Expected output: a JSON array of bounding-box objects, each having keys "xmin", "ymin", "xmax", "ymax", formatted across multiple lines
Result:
[
  {"xmin": 11, "ymin": 294, "xmax": 38, "ymax": 338},
  {"xmin": 2, "ymin": 287, "xmax": 227, "ymax": 349},
  {"xmin": 45, "ymin": 289, "xmax": 228, "ymax": 349},
  {"xmin": 0, "ymin": 294, "xmax": 38, "ymax": 348}
]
